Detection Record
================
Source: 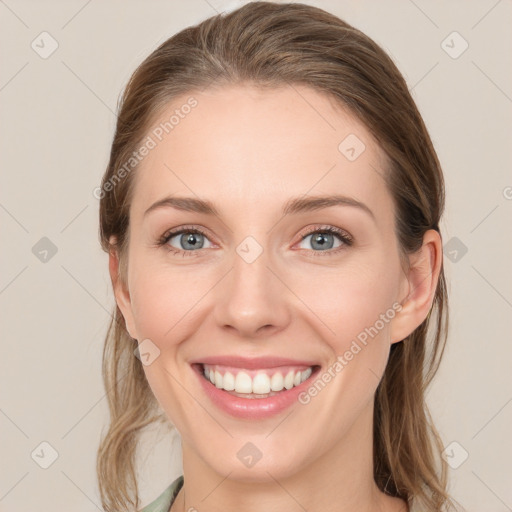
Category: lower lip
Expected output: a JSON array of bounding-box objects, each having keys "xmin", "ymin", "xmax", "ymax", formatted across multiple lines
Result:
[{"xmin": 192, "ymin": 364, "xmax": 320, "ymax": 419}]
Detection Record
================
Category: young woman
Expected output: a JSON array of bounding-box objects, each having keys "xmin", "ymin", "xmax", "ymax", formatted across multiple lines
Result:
[{"xmin": 96, "ymin": 2, "xmax": 462, "ymax": 511}]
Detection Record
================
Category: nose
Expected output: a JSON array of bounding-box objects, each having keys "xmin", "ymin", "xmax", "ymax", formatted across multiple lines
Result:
[{"xmin": 213, "ymin": 243, "xmax": 292, "ymax": 339}]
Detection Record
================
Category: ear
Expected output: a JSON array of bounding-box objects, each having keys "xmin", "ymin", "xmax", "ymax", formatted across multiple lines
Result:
[
  {"xmin": 390, "ymin": 229, "xmax": 443, "ymax": 344},
  {"xmin": 108, "ymin": 236, "xmax": 138, "ymax": 340}
]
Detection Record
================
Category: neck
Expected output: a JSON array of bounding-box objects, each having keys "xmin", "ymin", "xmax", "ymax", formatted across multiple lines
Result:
[{"xmin": 172, "ymin": 402, "xmax": 406, "ymax": 512}]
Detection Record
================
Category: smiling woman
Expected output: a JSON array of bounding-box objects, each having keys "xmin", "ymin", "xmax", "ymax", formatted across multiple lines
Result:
[{"xmin": 96, "ymin": 2, "xmax": 462, "ymax": 512}]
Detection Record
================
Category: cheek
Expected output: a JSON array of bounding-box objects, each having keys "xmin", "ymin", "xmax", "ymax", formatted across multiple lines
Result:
[
  {"xmin": 128, "ymin": 257, "xmax": 209, "ymax": 343},
  {"xmin": 127, "ymin": 260, "xmax": 200, "ymax": 426},
  {"xmin": 290, "ymin": 257, "xmax": 400, "ymax": 349}
]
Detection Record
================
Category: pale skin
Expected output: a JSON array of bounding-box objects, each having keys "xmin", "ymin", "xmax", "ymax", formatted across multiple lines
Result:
[{"xmin": 109, "ymin": 84, "xmax": 442, "ymax": 512}]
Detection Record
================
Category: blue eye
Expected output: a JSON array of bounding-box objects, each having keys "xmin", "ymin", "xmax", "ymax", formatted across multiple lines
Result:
[
  {"xmin": 298, "ymin": 227, "xmax": 353, "ymax": 254},
  {"xmin": 158, "ymin": 225, "xmax": 353, "ymax": 257},
  {"xmin": 160, "ymin": 227, "xmax": 213, "ymax": 256}
]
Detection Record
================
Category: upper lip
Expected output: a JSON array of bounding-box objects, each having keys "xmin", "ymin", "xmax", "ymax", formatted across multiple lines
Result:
[{"xmin": 190, "ymin": 355, "xmax": 319, "ymax": 370}]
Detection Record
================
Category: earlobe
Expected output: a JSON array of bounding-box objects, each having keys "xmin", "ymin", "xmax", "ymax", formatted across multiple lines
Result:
[
  {"xmin": 389, "ymin": 229, "xmax": 442, "ymax": 344},
  {"xmin": 108, "ymin": 238, "xmax": 138, "ymax": 340}
]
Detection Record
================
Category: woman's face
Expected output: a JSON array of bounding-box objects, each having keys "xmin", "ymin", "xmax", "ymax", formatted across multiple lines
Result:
[{"xmin": 113, "ymin": 84, "xmax": 415, "ymax": 482}]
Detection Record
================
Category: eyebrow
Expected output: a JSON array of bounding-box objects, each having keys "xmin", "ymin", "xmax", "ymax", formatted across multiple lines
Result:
[{"xmin": 144, "ymin": 194, "xmax": 375, "ymax": 220}]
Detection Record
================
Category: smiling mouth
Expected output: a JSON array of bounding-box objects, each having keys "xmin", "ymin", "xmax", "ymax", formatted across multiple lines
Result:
[{"xmin": 193, "ymin": 363, "xmax": 321, "ymax": 399}]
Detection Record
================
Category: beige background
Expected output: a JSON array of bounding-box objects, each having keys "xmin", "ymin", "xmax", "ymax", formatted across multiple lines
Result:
[{"xmin": 1, "ymin": 1, "xmax": 511, "ymax": 510}]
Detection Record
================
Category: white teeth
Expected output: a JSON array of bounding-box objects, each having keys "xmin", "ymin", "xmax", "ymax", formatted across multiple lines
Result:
[
  {"xmin": 202, "ymin": 365, "xmax": 315, "ymax": 394},
  {"xmin": 222, "ymin": 371, "xmax": 235, "ymax": 391},
  {"xmin": 234, "ymin": 371, "xmax": 253, "ymax": 393},
  {"xmin": 284, "ymin": 370, "xmax": 295, "ymax": 390},
  {"xmin": 301, "ymin": 367, "xmax": 312, "ymax": 382},
  {"xmin": 252, "ymin": 373, "xmax": 271, "ymax": 394},
  {"xmin": 270, "ymin": 372, "xmax": 284, "ymax": 392},
  {"xmin": 214, "ymin": 370, "xmax": 223, "ymax": 388}
]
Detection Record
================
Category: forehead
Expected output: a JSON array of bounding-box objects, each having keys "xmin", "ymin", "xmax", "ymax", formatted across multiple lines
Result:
[{"xmin": 130, "ymin": 84, "xmax": 393, "ymax": 223}]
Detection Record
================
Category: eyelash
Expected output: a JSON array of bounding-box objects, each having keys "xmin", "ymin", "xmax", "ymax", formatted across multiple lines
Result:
[{"xmin": 157, "ymin": 225, "xmax": 354, "ymax": 258}]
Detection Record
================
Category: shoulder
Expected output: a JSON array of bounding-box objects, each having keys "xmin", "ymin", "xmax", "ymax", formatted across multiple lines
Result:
[{"xmin": 139, "ymin": 475, "xmax": 184, "ymax": 512}]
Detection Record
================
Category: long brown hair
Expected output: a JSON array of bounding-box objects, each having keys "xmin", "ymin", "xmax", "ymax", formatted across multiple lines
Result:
[{"xmin": 97, "ymin": 2, "xmax": 461, "ymax": 511}]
